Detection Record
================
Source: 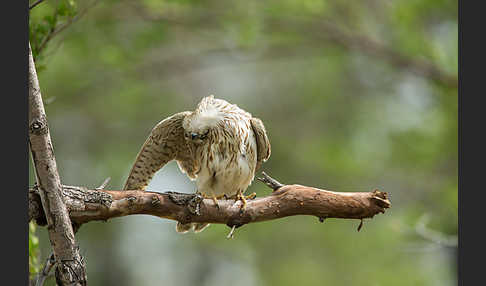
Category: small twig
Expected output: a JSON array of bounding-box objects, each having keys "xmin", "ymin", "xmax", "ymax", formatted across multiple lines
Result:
[
  {"xmin": 96, "ymin": 177, "xmax": 111, "ymax": 190},
  {"xmin": 29, "ymin": 0, "xmax": 45, "ymax": 10},
  {"xmin": 36, "ymin": 253, "xmax": 55, "ymax": 286},
  {"xmin": 36, "ymin": 0, "xmax": 101, "ymax": 56},
  {"xmin": 415, "ymin": 214, "xmax": 457, "ymax": 247},
  {"xmin": 44, "ymin": 97, "xmax": 56, "ymax": 105},
  {"xmin": 257, "ymin": 171, "xmax": 284, "ymax": 191}
]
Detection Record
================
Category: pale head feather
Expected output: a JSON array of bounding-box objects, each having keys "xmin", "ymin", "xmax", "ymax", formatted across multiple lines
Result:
[{"xmin": 183, "ymin": 95, "xmax": 224, "ymax": 133}]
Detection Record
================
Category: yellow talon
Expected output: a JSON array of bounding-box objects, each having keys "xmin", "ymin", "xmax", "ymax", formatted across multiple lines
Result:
[
  {"xmin": 236, "ymin": 191, "xmax": 247, "ymax": 211},
  {"xmin": 198, "ymin": 191, "xmax": 221, "ymax": 209},
  {"xmin": 245, "ymin": 192, "xmax": 256, "ymax": 200},
  {"xmin": 212, "ymin": 195, "xmax": 220, "ymax": 209}
]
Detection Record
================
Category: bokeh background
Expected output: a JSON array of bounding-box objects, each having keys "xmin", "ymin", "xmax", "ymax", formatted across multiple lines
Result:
[{"xmin": 29, "ymin": 0, "xmax": 458, "ymax": 285}]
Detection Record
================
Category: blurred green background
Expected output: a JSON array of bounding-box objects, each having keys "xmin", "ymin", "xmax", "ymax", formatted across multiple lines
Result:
[{"xmin": 29, "ymin": 0, "xmax": 458, "ymax": 285}]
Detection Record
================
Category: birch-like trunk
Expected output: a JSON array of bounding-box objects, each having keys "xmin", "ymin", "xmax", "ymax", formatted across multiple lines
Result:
[{"xmin": 29, "ymin": 43, "xmax": 87, "ymax": 285}]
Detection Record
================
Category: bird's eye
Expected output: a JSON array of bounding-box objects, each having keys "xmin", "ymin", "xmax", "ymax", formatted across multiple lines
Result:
[{"xmin": 200, "ymin": 130, "xmax": 209, "ymax": 139}]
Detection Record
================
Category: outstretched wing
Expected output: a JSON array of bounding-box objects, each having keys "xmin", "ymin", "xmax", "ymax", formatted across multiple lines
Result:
[
  {"xmin": 250, "ymin": 117, "xmax": 271, "ymax": 172},
  {"xmin": 123, "ymin": 111, "xmax": 193, "ymax": 190}
]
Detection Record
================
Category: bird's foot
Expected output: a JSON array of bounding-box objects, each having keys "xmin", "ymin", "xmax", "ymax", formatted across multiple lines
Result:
[
  {"xmin": 198, "ymin": 192, "xmax": 222, "ymax": 210},
  {"xmin": 212, "ymin": 195, "xmax": 221, "ymax": 210},
  {"xmin": 236, "ymin": 191, "xmax": 247, "ymax": 212},
  {"xmin": 245, "ymin": 192, "xmax": 257, "ymax": 200}
]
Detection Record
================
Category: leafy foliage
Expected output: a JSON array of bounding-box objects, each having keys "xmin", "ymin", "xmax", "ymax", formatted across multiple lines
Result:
[
  {"xmin": 29, "ymin": 0, "xmax": 78, "ymax": 69},
  {"xmin": 29, "ymin": 222, "xmax": 41, "ymax": 279}
]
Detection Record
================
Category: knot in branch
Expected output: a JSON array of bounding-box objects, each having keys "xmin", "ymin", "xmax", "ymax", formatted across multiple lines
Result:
[{"xmin": 29, "ymin": 116, "xmax": 48, "ymax": 136}]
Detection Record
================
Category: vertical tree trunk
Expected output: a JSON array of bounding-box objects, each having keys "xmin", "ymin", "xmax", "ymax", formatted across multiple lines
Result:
[{"xmin": 29, "ymin": 42, "xmax": 87, "ymax": 285}]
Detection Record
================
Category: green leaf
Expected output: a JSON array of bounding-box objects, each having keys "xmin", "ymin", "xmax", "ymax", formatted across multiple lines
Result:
[
  {"xmin": 29, "ymin": 222, "xmax": 41, "ymax": 277},
  {"xmin": 43, "ymin": 15, "xmax": 57, "ymax": 28}
]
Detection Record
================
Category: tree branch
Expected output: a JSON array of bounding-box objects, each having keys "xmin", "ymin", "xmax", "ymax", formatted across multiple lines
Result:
[
  {"xmin": 128, "ymin": 3, "xmax": 457, "ymax": 89},
  {"xmin": 29, "ymin": 43, "xmax": 87, "ymax": 286},
  {"xmin": 35, "ymin": 0, "xmax": 101, "ymax": 57},
  {"xmin": 29, "ymin": 173, "xmax": 391, "ymax": 231},
  {"xmin": 308, "ymin": 20, "xmax": 458, "ymax": 89},
  {"xmin": 29, "ymin": 0, "xmax": 45, "ymax": 10},
  {"xmin": 36, "ymin": 253, "xmax": 55, "ymax": 286},
  {"xmin": 414, "ymin": 214, "xmax": 457, "ymax": 248}
]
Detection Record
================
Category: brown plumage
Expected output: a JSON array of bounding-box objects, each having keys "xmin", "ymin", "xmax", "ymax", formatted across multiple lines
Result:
[{"xmin": 123, "ymin": 95, "xmax": 271, "ymax": 233}]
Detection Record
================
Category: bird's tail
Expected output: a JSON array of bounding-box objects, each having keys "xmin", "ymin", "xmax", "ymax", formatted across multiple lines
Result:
[{"xmin": 176, "ymin": 222, "xmax": 210, "ymax": 233}]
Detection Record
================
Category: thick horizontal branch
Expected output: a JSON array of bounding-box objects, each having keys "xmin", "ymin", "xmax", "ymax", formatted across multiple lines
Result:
[{"xmin": 30, "ymin": 174, "xmax": 391, "ymax": 229}]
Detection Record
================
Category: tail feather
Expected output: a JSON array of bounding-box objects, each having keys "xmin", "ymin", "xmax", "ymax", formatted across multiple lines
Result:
[
  {"xmin": 193, "ymin": 223, "xmax": 210, "ymax": 233},
  {"xmin": 175, "ymin": 222, "xmax": 210, "ymax": 233},
  {"xmin": 176, "ymin": 222, "xmax": 193, "ymax": 233}
]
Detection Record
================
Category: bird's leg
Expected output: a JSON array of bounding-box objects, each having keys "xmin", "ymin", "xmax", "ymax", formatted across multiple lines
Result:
[{"xmin": 236, "ymin": 190, "xmax": 248, "ymax": 211}]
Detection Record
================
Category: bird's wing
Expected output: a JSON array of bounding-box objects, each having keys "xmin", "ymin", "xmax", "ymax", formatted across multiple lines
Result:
[
  {"xmin": 123, "ymin": 111, "xmax": 193, "ymax": 190},
  {"xmin": 250, "ymin": 117, "xmax": 271, "ymax": 172}
]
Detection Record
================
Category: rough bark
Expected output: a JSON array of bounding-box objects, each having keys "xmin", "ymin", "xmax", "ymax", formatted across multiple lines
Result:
[
  {"xmin": 29, "ymin": 173, "xmax": 391, "ymax": 231},
  {"xmin": 29, "ymin": 43, "xmax": 87, "ymax": 285}
]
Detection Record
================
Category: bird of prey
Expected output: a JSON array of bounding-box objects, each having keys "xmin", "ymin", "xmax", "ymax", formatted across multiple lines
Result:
[{"xmin": 123, "ymin": 95, "xmax": 271, "ymax": 233}]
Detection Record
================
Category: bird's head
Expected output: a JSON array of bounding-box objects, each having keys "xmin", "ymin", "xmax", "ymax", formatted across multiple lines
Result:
[
  {"xmin": 182, "ymin": 122, "xmax": 211, "ymax": 145},
  {"xmin": 182, "ymin": 95, "xmax": 224, "ymax": 145}
]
